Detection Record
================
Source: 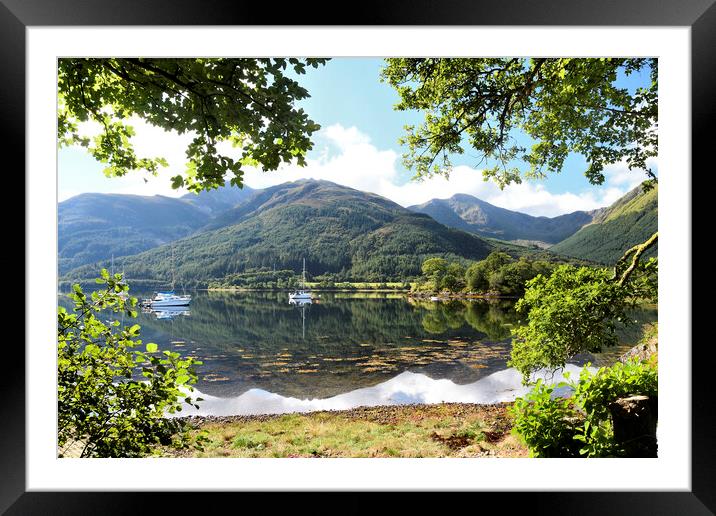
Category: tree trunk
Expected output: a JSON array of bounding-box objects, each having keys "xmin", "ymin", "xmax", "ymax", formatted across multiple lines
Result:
[{"xmin": 609, "ymin": 395, "xmax": 658, "ymax": 457}]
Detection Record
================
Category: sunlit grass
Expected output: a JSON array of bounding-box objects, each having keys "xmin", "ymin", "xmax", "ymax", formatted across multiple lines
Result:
[{"xmin": 164, "ymin": 403, "xmax": 528, "ymax": 458}]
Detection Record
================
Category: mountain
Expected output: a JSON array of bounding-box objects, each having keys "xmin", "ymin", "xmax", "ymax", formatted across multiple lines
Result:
[
  {"xmin": 59, "ymin": 183, "xmax": 256, "ymax": 275},
  {"xmin": 65, "ymin": 179, "xmax": 495, "ymax": 284},
  {"xmin": 58, "ymin": 193, "xmax": 212, "ymax": 275},
  {"xmin": 550, "ymin": 184, "xmax": 658, "ymax": 264},
  {"xmin": 408, "ymin": 193, "xmax": 594, "ymax": 245},
  {"xmin": 180, "ymin": 182, "xmax": 255, "ymax": 215}
]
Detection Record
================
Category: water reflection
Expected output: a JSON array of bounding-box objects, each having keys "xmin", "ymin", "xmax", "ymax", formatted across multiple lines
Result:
[
  {"xmin": 176, "ymin": 366, "xmax": 594, "ymax": 417},
  {"xmin": 143, "ymin": 306, "xmax": 192, "ymax": 320},
  {"xmin": 288, "ymin": 297, "xmax": 312, "ymax": 340},
  {"xmin": 409, "ymin": 298, "xmax": 519, "ymax": 340},
  {"xmin": 58, "ymin": 291, "xmax": 657, "ymax": 403}
]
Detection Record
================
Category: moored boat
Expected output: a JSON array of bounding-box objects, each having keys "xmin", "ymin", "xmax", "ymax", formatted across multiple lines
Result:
[
  {"xmin": 289, "ymin": 258, "xmax": 313, "ymax": 302},
  {"xmin": 142, "ymin": 245, "xmax": 191, "ymax": 307},
  {"xmin": 147, "ymin": 291, "xmax": 191, "ymax": 307}
]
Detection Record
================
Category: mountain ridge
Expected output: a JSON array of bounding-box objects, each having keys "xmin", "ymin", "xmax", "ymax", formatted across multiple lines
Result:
[
  {"xmin": 408, "ymin": 193, "xmax": 596, "ymax": 245},
  {"xmin": 59, "ymin": 183, "xmax": 255, "ymax": 274}
]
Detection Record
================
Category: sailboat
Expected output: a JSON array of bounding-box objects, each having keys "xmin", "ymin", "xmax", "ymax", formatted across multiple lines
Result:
[
  {"xmin": 145, "ymin": 245, "xmax": 191, "ymax": 307},
  {"xmin": 288, "ymin": 258, "xmax": 313, "ymax": 301}
]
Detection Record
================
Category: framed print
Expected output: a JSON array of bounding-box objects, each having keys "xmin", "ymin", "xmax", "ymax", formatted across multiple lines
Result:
[{"xmin": 7, "ymin": 0, "xmax": 713, "ymax": 513}]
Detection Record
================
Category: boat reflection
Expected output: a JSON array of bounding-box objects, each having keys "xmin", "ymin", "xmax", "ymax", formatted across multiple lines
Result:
[
  {"xmin": 143, "ymin": 306, "xmax": 192, "ymax": 320},
  {"xmin": 288, "ymin": 297, "xmax": 312, "ymax": 339}
]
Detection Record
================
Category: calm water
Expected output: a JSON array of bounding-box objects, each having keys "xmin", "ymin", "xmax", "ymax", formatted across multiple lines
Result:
[{"xmin": 58, "ymin": 290, "xmax": 657, "ymax": 415}]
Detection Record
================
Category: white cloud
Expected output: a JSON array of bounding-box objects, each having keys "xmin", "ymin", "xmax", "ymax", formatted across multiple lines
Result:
[
  {"xmin": 63, "ymin": 121, "xmax": 656, "ymax": 217},
  {"xmin": 66, "ymin": 116, "xmax": 241, "ymax": 199},
  {"xmin": 602, "ymin": 156, "xmax": 658, "ymax": 190}
]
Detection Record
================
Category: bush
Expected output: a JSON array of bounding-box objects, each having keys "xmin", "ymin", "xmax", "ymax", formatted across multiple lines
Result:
[
  {"xmin": 58, "ymin": 270, "xmax": 203, "ymax": 457},
  {"xmin": 511, "ymin": 359, "xmax": 658, "ymax": 457},
  {"xmin": 510, "ymin": 379, "xmax": 583, "ymax": 457}
]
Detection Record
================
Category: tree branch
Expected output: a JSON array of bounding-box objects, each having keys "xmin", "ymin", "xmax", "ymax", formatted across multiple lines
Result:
[{"xmin": 613, "ymin": 231, "xmax": 658, "ymax": 286}]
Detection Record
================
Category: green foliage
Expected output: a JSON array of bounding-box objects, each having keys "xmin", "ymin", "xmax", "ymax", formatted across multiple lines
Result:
[
  {"xmin": 421, "ymin": 257, "xmax": 448, "ymax": 290},
  {"xmin": 57, "ymin": 270, "xmax": 203, "ymax": 457},
  {"xmin": 510, "ymin": 379, "xmax": 582, "ymax": 458},
  {"xmin": 417, "ymin": 251, "xmax": 554, "ymax": 296},
  {"xmin": 511, "ymin": 359, "xmax": 658, "ymax": 457},
  {"xmin": 574, "ymin": 358, "xmax": 658, "ymax": 425},
  {"xmin": 209, "ymin": 268, "xmax": 299, "ymax": 289},
  {"xmin": 382, "ymin": 58, "xmax": 657, "ymax": 189},
  {"xmin": 464, "ymin": 261, "xmax": 490, "ymax": 292},
  {"xmin": 442, "ymin": 262, "xmax": 466, "ymax": 291},
  {"xmin": 510, "ymin": 265, "xmax": 633, "ymax": 380},
  {"xmin": 58, "ymin": 58, "xmax": 328, "ymax": 192}
]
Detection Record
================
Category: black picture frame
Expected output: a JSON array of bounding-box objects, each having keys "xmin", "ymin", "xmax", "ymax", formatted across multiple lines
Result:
[{"xmin": 7, "ymin": 1, "xmax": 711, "ymax": 513}]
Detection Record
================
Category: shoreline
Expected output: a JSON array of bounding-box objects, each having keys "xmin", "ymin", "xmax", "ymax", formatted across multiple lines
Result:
[
  {"xmin": 176, "ymin": 400, "xmax": 515, "ymax": 426},
  {"xmin": 205, "ymin": 287, "xmax": 409, "ymax": 293},
  {"xmin": 203, "ymin": 287, "xmax": 517, "ymax": 300},
  {"xmin": 406, "ymin": 292, "xmax": 518, "ymax": 301}
]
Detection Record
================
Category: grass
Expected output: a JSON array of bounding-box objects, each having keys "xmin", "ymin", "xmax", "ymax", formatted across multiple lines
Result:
[{"xmin": 162, "ymin": 403, "xmax": 528, "ymax": 458}]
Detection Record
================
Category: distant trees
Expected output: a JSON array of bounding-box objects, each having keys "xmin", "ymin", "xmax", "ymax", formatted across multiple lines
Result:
[
  {"xmin": 58, "ymin": 58, "xmax": 328, "ymax": 192},
  {"xmin": 417, "ymin": 251, "xmax": 554, "ymax": 297},
  {"xmin": 420, "ymin": 257, "xmax": 448, "ymax": 291},
  {"xmin": 465, "ymin": 251, "xmax": 511, "ymax": 292}
]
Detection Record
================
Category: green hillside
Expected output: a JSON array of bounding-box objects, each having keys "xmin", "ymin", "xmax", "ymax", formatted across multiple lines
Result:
[
  {"xmin": 64, "ymin": 180, "xmax": 495, "ymax": 285},
  {"xmin": 550, "ymin": 184, "xmax": 658, "ymax": 264},
  {"xmin": 58, "ymin": 193, "xmax": 212, "ymax": 274},
  {"xmin": 59, "ymin": 184, "xmax": 256, "ymax": 275}
]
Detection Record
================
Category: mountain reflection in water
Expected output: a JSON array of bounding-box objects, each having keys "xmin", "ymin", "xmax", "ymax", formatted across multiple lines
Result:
[{"xmin": 58, "ymin": 291, "xmax": 657, "ymax": 404}]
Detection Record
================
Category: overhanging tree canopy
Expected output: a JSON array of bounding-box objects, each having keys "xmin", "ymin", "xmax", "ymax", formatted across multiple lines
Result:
[
  {"xmin": 58, "ymin": 58, "xmax": 328, "ymax": 192},
  {"xmin": 381, "ymin": 58, "xmax": 657, "ymax": 189}
]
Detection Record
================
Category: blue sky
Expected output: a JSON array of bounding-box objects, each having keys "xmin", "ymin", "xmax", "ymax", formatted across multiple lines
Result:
[{"xmin": 58, "ymin": 58, "xmax": 655, "ymax": 217}]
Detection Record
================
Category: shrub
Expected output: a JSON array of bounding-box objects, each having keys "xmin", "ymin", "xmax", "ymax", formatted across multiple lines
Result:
[
  {"xmin": 510, "ymin": 379, "xmax": 583, "ymax": 457},
  {"xmin": 511, "ymin": 359, "xmax": 658, "ymax": 457},
  {"xmin": 58, "ymin": 269, "xmax": 203, "ymax": 457}
]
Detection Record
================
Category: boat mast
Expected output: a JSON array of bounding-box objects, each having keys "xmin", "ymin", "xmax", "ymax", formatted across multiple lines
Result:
[
  {"xmin": 302, "ymin": 258, "xmax": 306, "ymax": 290},
  {"xmin": 171, "ymin": 245, "xmax": 175, "ymax": 291}
]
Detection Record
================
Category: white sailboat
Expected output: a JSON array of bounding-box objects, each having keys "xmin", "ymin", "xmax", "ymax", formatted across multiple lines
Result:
[
  {"xmin": 145, "ymin": 246, "xmax": 191, "ymax": 307},
  {"xmin": 288, "ymin": 258, "xmax": 313, "ymax": 301}
]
